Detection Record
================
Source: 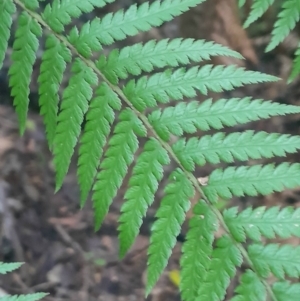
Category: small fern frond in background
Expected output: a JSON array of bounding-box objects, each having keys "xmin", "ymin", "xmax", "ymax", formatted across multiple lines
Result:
[
  {"xmin": 290, "ymin": 45, "xmax": 300, "ymax": 83},
  {"xmin": 0, "ymin": 262, "xmax": 47, "ymax": 301},
  {"xmin": 272, "ymin": 281, "xmax": 300, "ymax": 300}
]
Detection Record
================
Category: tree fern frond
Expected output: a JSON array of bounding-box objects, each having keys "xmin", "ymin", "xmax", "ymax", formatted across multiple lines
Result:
[
  {"xmin": 42, "ymin": 0, "xmax": 115, "ymax": 33},
  {"xmin": 289, "ymin": 45, "xmax": 300, "ymax": 83},
  {"xmin": 124, "ymin": 65, "xmax": 279, "ymax": 111},
  {"xmin": 97, "ymin": 38, "xmax": 243, "ymax": 84},
  {"xmin": 146, "ymin": 168, "xmax": 194, "ymax": 296},
  {"xmin": 196, "ymin": 235, "xmax": 242, "ymax": 301},
  {"xmin": 68, "ymin": 0, "xmax": 205, "ymax": 57},
  {"xmin": 118, "ymin": 138, "xmax": 170, "ymax": 258},
  {"xmin": 8, "ymin": 12, "xmax": 42, "ymax": 135},
  {"xmin": 92, "ymin": 109, "xmax": 146, "ymax": 230},
  {"xmin": 0, "ymin": 0, "xmax": 15, "ymax": 69},
  {"xmin": 38, "ymin": 34, "xmax": 71, "ymax": 150},
  {"xmin": 272, "ymin": 281, "xmax": 300, "ymax": 301},
  {"xmin": 224, "ymin": 206, "xmax": 300, "ymax": 242},
  {"xmin": 53, "ymin": 59, "xmax": 98, "ymax": 191},
  {"xmin": 148, "ymin": 98, "xmax": 300, "ymax": 141},
  {"xmin": 266, "ymin": 0, "xmax": 300, "ymax": 52},
  {"xmin": 173, "ymin": 131, "xmax": 300, "ymax": 171},
  {"xmin": 243, "ymin": 0, "xmax": 275, "ymax": 28},
  {"xmin": 180, "ymin": 200, "xmax": 218, "ymax": 301},
  {"xmin": 0, "ymin": 262, "xmax": 23, "ymax": 274},
  {"xmin": 202, "ymin": 163, "xmax": 300, "ymax": 203},
  {"xmin": 231, "ymin": 270, "xmax": 266, "ymax": 301},
  {"xmin": 0, "ymin": 293, "xmax": 48, "ymax": 301},
  {"xmin": 78, "ymin": 83, "xmax": 121, "ymax": 205},
  {"xmin": 249, "ymin": 244, "xmax": 300, "ymax": 279}
]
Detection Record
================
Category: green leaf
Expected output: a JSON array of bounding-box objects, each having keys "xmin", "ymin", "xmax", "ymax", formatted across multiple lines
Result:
[
  {"xmin": 231, "ymin": 270, "xmax": 266, "ymax": 301},
  {"xmin": 266, "ymin": 0, "xmax": 300, "ymax": 52},
  {"xmin": 78, "ymin": 83, "xmax": 121, "ymax": 205},
  {"xmin": 146, "ymin": 168, "xmax": 194, "ymax": 296},
  {"xmin": 244, "ymin": 0, "xmax": 275, "ymax": 28},
  {"xmin": 249, "ymin": 244, "xmax": 300, "ymax": 279},
  {"xmin": 22, "ymin": 0, "xmax": 39, "ymax": 10},
  {"xmin": 97, "ymin": 38, "xmax": 243, "ymax": 84},
  {"xmin": 196, "ymin": 235, "xmax": 242, "ymax": 301},
  {"xmin": 68, "ymin": 0, "xmax": 206, "ymax": 57},
  {"xmin": 272, "ymin": 281, "xmax": 300, "ymax": 301},
  {"xmin": 8, "ymin": 12, "xmax": 42, "ymax": 135},
  {"xmin": 0, "ymin": 262, "xmax": 23, "ymax": 274},
  {"xmin": 0, "ymin": 0, "xmax": 15, "ymax": 69},
  {"xmin": 173, "ymin": 131, "xmax": 300, "ymax": 171},
  {"xmin": 92, "ymin": 109, "xmax": 146, "ymax": 230},
  {"xmin": 118, "ymin": 138, "xmax": 170, "ymax": 258},
  {"xmin": 224, "ymin": 206, "xmax": 300, "ymax": 242},
  {"xmin": 180, "ymin": 200, "xmax": 218, "ymax": 301},
  {"xmin": 0, "ymin": 293, "xmax": 48, "ymax": 301},
  {"xmin": 38, "ymin": 35, "xmax": 71, "ymax": 149},
  {"xmin": 53, "ymin": 59, "xmax": 98, "ymax": 191},
  {"xmin": 148, "ymin": 98, "xmax": 300, "ymax": 141},
  {"xmin": 289, "ymin": 45, "xmax": 300, "ymax": 83},
  {"xmin": 42, "ymin": 0, "xmax": 115, "ymax": 33},
  {"xmin": 124, "ymin": 65, "xmax": 279, "ymax": 111},
  {"xmin": 202, "ymin": 163, "xmax": 300, "ymax": 203}
]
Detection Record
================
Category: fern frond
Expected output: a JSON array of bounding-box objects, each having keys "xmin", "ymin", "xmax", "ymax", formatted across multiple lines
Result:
[
  {"xmin": 22, "ymin": 0, "xmax": 39, "ymax": 10},
  {"xmin": 173, "ymin": 131, "xmax": 300, "ymax": 171},
  {"xmin": 53, "ymin": 59, "xmax": 98, "ymax": 191},
  {"xmin": 68, "ymin": 0, "xmax": 205, "ymax": 57},
  {"xmin": 146, "ymin": 168, "xmax": 194, "ymax": 295},
  {"xmin": 8, "ymin": 12, "xmax": 42, "ymax": 135},
  {"xmin": 78, "ymin": 83, "xmax": 121, "ymax": 205},
  {"xmin": 266, "ymin": 0, "xmax": 300, "ymax": 52},
  {"xmin": 249, "ymin": 244, "xmax": 300, "ymax": 279},
  {"xmin": 224, "ymin": 206, "xmax": 300, "ymax": 242},
  {"xmin": 97, "ymin": 38, "xmax": 243, "ymax": 84},
  {"xmin": 0, "ymin": 293, "xmax": 48, "ymax": 301},
  {"xmin": 243, "ymin": 0, "xmax": 275, "ymax": 28},
  {"xmin": 0, "ymin": 262, "xmax": 23, "ymax": 274},
  {"xmin": 180, "ymin": 200, "xmax": 218, "ymax": 301},
  {"xmin": 0, "ymin": 0, "xmax": 15, "ymax": 69},
  {"xmin": 289, "ymin": 45, "xmax": 300, "ymax": 83},
  {"xmin": 203, "ymin": 163, "xmax": 300, "ymax": 203},
  {"xmin": 272, "ymin": 281, "xmax": 300, "ymax": 301},
  {"xmin": 92, "ymin": 109, "xmax": 146, "ymax": 230},
  {"xmin": 124, "ymin": 65, "xmax": 279, "ymax": 111},
  {"xmin": 196, "ymin": 235, "xmax": 242, "ymax": 301},
  {"xmin": 38, "ymin": 35, "xmax": 71, "ymax": 149},
  {"xmin": 42, "ymin": 0, "xmax": 115, "ymax": 33},
  {"xmin": 148, "ymin": 98, "xmax": 300, "ymax": 141},
  {"xmin": 231, "ymin": 270, "xmax": 266, "ymax": 301},
  {"xmin": 118, "ymin": 138, "xmax": 170, "ymax": 257},
  {"xmin": 238, "ymin": 0, "xmax": 246, "ymax": 7}
]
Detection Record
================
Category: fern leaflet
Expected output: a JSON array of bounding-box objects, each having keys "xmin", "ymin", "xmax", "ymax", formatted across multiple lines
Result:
[
  {"xmin": 289, "ymin": 45, "xmax": 300, "ymax": 83},
  {"xmin": 8, "ymin": 12, "xmax": 42, "ymax": 135},
  {"xmin": 202, "ymin": 163, "xmax": 300, "ymax": 203},
  {"xmin": 68, "ymin": 0, "xmax": 206, "ymax": 57},
  {"xmin": 266, "ymin": 0, "xmax": 300, "ymax": 52},
  {"xmin": 42, "ymin": 0, "xmax": 115, "ymax": 33},
  {"xmin": 97, "ymin": 38, "xmax": 243, "ymax": 84},
  {"xmin": 180, "ymin": 200, "xmax": 218, "ymax": 301},
  {"xmin": 0, "ymin": 262, "xmax": 23, "ymax": 274},
  {"xmin": 124, "ymin": 65, "xmax": 278, "ymax": 111},
  {"xmin": 196, "ymin": 235, "xmax": 242, "ymax": 301},
  {"xmin": 249, "ymin": 244, "xmax": 300, "ymax": 279},
  {"xmin": 118, "ymin": 138, "xmax": 170, "ymax": 257},
  {"xmin": 92, "ymin": 109, "xmax": 146, "ymax": 230},
  {"xmin": 38, "ymin": 34, "xmax": 71, "ymax": 149},
  {"xmin": 78, "ymin": 83, "xmax": 121, "ymax": 204},
  {"xmin": 0, "ymin": 0, "xmax": 15, "ymax": 69},
  {"xmin": 173, "ymin": 131, "xmax": 300, "ymax": 171},
  {"xmin": 0, "ymin": 293, "xmax": 48, "ymax": 301},
  {"xmin": 232, "ymin": 270, "xmax": 266, "ymax": 301},
  {"xmin": 146, "ymin": 168, "xmax": 194, "ymax": 295},
  {"xmin": 223, "ymin": 206, "xmax": 300, "ymax": 242},
  {"xmin": 53, "ymin": 59, "xmax": 98, "ymax": 191},
  {"xmin": 148, "ymin": 98, "xmax": 300, "ymax": 141},
  {"xmin": 272, "ymin": 281, "xmax": 300, "ymax": 301}
]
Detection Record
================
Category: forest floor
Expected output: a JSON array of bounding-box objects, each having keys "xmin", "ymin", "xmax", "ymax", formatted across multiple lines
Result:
[{"xmin": 1, "ymin": 2, "xmax": 300, "ymax": 301}]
